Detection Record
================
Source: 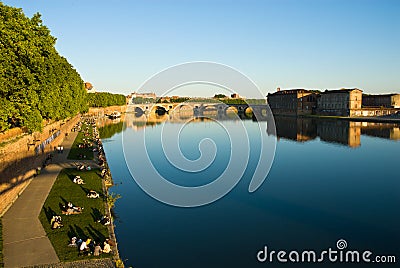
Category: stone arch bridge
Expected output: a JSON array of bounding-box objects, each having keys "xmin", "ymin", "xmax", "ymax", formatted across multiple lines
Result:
[{"xmin": 127, "ymin": 102, "xmax": 270, "ymax": 120}]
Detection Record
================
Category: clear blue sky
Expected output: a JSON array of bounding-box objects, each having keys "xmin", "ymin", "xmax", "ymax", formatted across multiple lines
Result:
[{"xmin": 3, "ymin": 0, "xmax": 400, "ymax": 97}]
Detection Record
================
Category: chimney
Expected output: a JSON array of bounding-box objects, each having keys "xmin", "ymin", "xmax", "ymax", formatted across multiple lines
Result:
[{"xmin": 277, "ymin": 87, "xmax": 280, "ymax": 92}]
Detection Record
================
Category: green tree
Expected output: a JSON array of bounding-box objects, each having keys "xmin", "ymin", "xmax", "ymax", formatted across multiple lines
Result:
[
  {"xmin": 87, "ymin": 92, "xmax": 126, "ymax": 107},
  {"xmin": 214, "ymin": 94, "xmax": 227, "ymax": 98},
  {"xmin": 0, "ymin": 2, "xmax": 87, "ymax": 132}
]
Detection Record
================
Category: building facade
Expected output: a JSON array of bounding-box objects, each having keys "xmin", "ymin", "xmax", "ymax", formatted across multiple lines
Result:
[
  {"xmin": 317, "ymin": 88, "xmax": 362, "ymax": 116},
  {"xmin": 267, "ymin": 89, "xmax": 317, "ymax": 115},
  {"xmin": 231, "ymin": 93, "xmax": 240, "ymax": 99},
  {"xmin": 129, "ymin": 92, "xmax": 157, "ymax": 99},
  {"xmin": 362, "ymin": 94, "xmax": 400, "ymax": 108}
]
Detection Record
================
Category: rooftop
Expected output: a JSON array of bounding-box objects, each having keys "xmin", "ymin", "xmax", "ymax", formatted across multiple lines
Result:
[
  {"xmin": 363, "ymin": 93, "xmax": 399, "ymax": 97},
  {"xmin": 322, "ymin": 88, "xmax": 362, "ymax": 94},
  {"xmin": 268, "ymin": 89, "xmax": 311, "ymax": 96}
]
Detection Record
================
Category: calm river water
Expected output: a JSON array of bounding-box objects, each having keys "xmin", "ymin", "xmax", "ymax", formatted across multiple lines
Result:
[{"xmin": 99, "ymin": 115, "xmax": 399, "ymax": 268}]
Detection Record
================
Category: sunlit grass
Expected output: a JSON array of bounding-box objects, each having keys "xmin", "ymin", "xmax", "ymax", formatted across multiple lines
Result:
[
  {"xmin": 67, "ymin": 123, "xmax": 94, "ymax": 160},
  {"xmin": 39, "ymin": 169, "xmax": 111, "ymax": 262}
]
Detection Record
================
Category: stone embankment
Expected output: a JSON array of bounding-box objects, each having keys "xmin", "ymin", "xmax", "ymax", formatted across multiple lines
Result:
[
  {"xmin": 0, "ymin": 115, "xmax": 81, "ymax": 216},
  {"xmin": 87, "ymin": 105, "xmax": 127, "ymax": 117},
  {"xmin": 0, "ymin": 104, "xmax": 126, "ymax": 216}
]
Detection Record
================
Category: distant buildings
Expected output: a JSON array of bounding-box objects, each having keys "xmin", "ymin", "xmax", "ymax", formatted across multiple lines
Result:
[
  {"xmin": 267, "ymin": 88, "xmax": 317, "ymax": 115},
  {"xmin": 317, "ymin": 88, "xmax": 362, "ymax": 116},
  {"xmin": 362, "ymin": 94, "xmax": 400, "ymax": 108},
  {"xmin": 127, "ymin": 92, "xmax": 157, "ymax": 104},
  {"xmin": 129, "ymin": 92, "xmax": 157, "ymax": 99},
  {"xmin": 231, "ymin": 93, "xmax": 240, "ymax": 99},
  {"xmin": 267, "ymin": 88, "xmax": 400, "ymax": 117}
]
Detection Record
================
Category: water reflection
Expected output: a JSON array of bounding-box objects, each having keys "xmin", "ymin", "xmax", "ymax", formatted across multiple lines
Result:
[
  {"xmin": 100, "ymin": 113, "xmax": 400, "ymax": 268},
  {"xmin": 98, "ymin": 113, "xmax": 400, "ymax": 148},
  {"xmin": 268, "ymin": 116, "xmax": 399, "ymax": 147}
]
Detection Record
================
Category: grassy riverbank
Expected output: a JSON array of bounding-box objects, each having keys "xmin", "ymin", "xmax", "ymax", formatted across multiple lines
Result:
[
  {"xmin": 39, "ymin": 169, "xmax": 111, "ymax": 262},
  {"xmin": 67, "ymin": 123, "xmax": 94, "ymax": 160}
]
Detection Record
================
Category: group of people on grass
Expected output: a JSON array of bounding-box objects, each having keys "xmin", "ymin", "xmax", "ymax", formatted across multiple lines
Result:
[
  {"xmin": 69, "ymin": 237, "xmax": 113, "ymax": 256},
  {"xmin": 60, "ymin": 117, "xmax": 114, "ymax": 257}
]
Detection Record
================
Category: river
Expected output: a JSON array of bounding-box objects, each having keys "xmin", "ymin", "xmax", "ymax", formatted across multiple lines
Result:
[{"xmin": 99, "ymin": 114, "xmax": 399, "ymax": 267}]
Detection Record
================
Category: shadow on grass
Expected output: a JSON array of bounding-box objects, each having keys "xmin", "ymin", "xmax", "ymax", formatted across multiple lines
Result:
[
  {"xmin": 43, "ymin": 206, "xmax": 57, "ymax": 223},
  {"xmin": 80, "ymin": 186, "xmax": 90, "ymax": 195},
  {"xmin": 60, "ymin": 196, "xmax": 69, "ymax": 205},
  {"xmin": 90, "ymin": 207, "xmax": 103, "ymax": 222},
  {"xmin": 75, "ymin": 225, "xmax": 88, "ymax": 240},
  {"xmin": 67, "ymin": 174, "xmax": 77, "ymax": 183},
  {"xmin": 86, "ymin": 224, "xmax": 106, "ymax": 243}
]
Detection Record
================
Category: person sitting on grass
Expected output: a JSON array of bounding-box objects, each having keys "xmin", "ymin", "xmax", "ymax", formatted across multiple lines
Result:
[
  {"xmin": 94, "ymin": 243, "xmax": 102, "ymax": 256},
  {"xmin": 79, "ymin": 239, "xmax": 89, "ymax": 255},
  {"xmin": 62, "ymin": 202, "xmax": 84, "ymax": 215},
  {"xmin": 97, "ymin": 215, "xmax": 111, "ymax": 225},
  {"xmin": 68, "ymin": 236, "xmax": 77, "ymax": 247},
  {"xmin": 87, "ymin": 190, "xmax": 99, "ymax": 198},
  {"xmin": 103, "ymin": 240, "xmax": 112, "ymax": 254},
  {"xmin": 73, "ymin": 176, "xmax": 85, "ymax": 184},
  {"xmin": 50, "ymin": 215, "xmax": 63, "ymax": 229}
]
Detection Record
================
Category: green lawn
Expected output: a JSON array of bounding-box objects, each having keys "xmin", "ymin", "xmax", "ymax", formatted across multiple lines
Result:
[
  {"xmin": 0, "ymin": 218, "xmax": 3, "ymax": 268},
  {"xmin": 39, "ymin": 169, "xmax": 111, "ymax": 262},
  {"xmin": 67, "ymin": 123, "xmax": 94, "ymax": 160}
]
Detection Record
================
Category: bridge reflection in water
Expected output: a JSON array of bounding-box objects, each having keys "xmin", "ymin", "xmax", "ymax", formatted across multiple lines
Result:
[
  {"xmin": 267, "ymin": 116, "xmax": 400, "ymax": 148},
  {"xmin": 96, "ymin": 110, "xmax": 399, "ymax": 149}
]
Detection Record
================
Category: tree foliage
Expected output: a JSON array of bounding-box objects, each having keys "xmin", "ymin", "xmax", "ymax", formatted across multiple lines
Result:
[
  {"xmin": 213, "ymin": 94, "xmax": 227, "ymax": 98},
  {"xmin": 131, "ymin": 97, "xmax": 156, "ymax": 104},
  {"xmin": 87, "ymin": 92, "xmax": 126, "ymax": 107},
  {"xmin": 0, "ymin": 2, "xmax": 88, "ymax": 133}
]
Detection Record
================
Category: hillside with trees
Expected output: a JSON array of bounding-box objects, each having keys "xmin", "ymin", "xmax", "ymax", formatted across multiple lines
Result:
[{"xmin": 0, "ymin": 2, "xmax": 88, "ymax": 133}]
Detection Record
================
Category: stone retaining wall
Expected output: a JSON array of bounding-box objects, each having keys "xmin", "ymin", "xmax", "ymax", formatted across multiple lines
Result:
[
  {"xmin": 88, "ymin": 105, "xmax": 127, "ymax": 117},
  {"xmin": 0, "ymin": 115, "xmax": 81, "ymax": 216}
]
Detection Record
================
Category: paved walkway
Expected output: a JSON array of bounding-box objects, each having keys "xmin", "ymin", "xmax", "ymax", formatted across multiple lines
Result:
[{"xmin": 2, "ymin": 131, "xmax": 84, "ymax": 267}]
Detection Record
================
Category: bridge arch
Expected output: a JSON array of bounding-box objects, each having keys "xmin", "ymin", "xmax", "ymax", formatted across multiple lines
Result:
[
  {"xmin": 154, "ymin": 105, "xmax": 168, "ymax": 115},
  {"xmin": 134, "ymin": 106, "xmax": 144, "ymax": 114}
]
